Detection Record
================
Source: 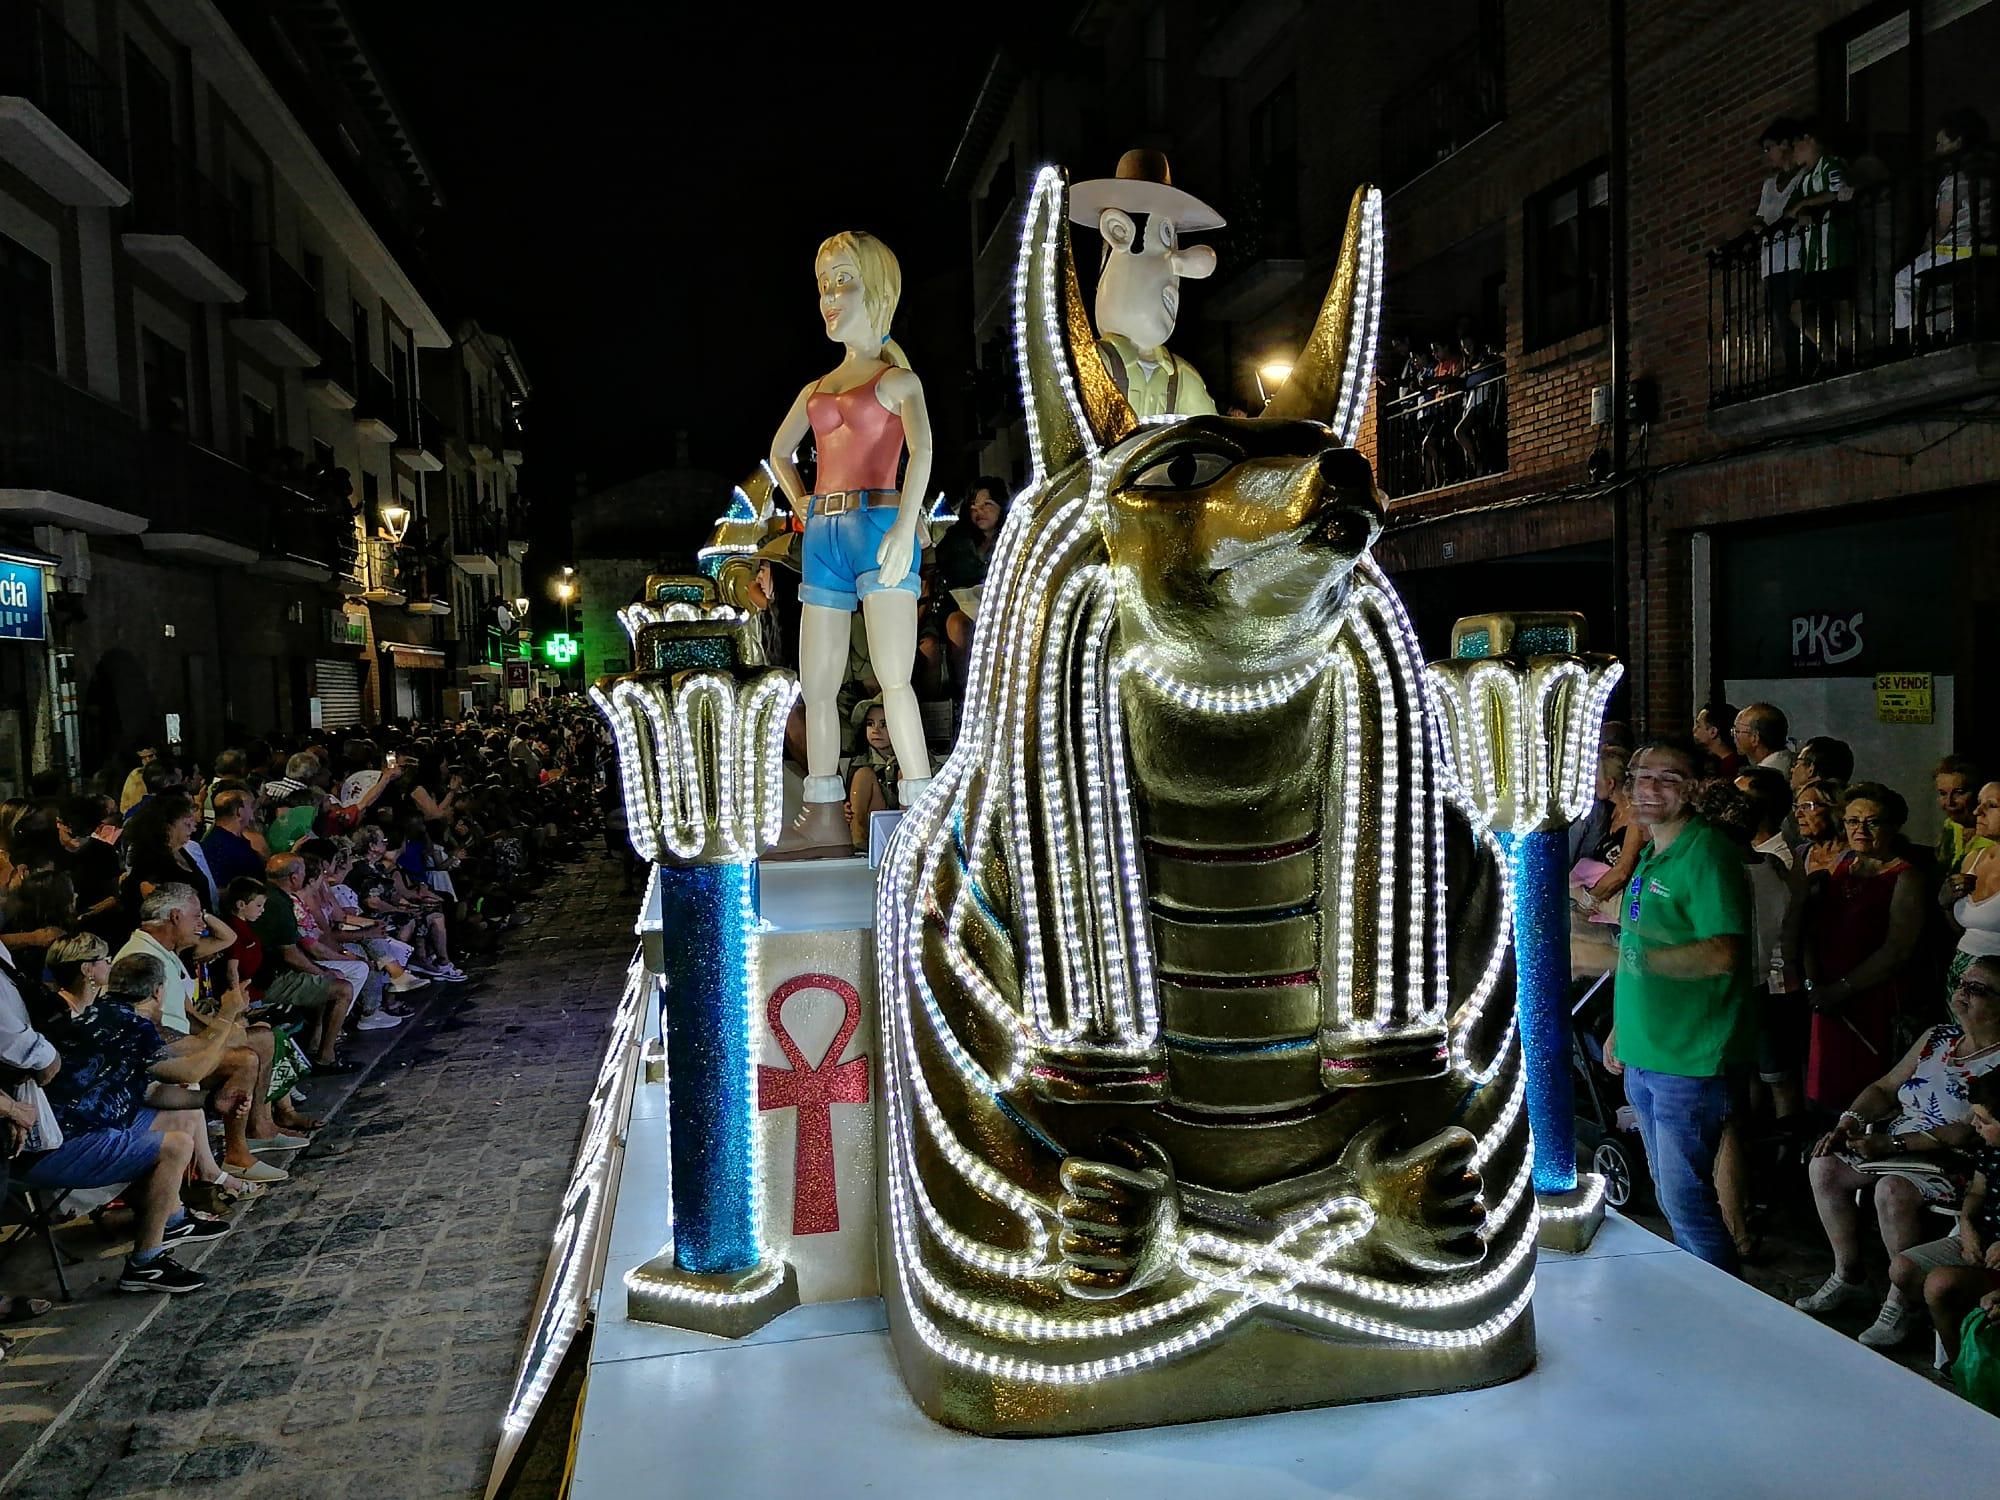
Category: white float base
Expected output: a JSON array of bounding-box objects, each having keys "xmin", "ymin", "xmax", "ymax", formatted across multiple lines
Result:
[
  {"xmin": 577, "ymin": 851, "xmax": 2000, "ymax": 1491},
  {"xmin": 575, "ymin": 1182, "xmax": 1999, "ymax": 1498}
]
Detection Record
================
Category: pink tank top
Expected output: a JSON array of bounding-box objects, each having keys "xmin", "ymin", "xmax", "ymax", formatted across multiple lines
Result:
[{"xmin": 807, "ymin": 368, "xmax": 904, "ymax": 493}]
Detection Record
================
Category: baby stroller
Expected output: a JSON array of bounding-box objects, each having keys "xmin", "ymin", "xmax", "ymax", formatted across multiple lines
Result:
[{"xmin": 1570, "ymin": 970, "xmax": 1655, "ymax": 1211}]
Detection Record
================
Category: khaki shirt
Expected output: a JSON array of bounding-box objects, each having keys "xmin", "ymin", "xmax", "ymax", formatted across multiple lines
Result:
[{"xmin": 1098, "ymin": 332, "xmax": 1216, "ymax": 420}]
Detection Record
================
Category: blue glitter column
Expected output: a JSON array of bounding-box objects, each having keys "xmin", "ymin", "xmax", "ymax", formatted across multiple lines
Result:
[
  {"xmin": 1496, "ymin": 828, "xmax": 1578, "ymax": 1194},
  {"xmin": 656, "ymin": 861, "xmax": 760, "ymax": 1274}
]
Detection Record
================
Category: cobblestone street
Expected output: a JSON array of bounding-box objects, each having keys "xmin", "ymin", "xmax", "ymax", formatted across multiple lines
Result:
[{"xmin": 4, "ymin": 860, "xmax": 631, "ymax": 1500}]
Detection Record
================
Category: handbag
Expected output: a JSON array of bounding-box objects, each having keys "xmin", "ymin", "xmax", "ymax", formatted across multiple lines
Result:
[{"xmin": 1952, "ymin": 1309, "xmax": 2000, "ymax": 1415}]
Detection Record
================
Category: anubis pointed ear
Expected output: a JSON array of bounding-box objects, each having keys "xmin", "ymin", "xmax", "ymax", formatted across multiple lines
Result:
[
  {"xmin": 1262, "ymin": 186, "xmax": 1384, "ymax": 444},
  {"xmin": 1017, "ymin": 168, "xmax": 1137, "ymax": 479}
]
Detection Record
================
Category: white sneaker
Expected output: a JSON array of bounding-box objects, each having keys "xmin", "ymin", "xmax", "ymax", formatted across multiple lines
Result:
[
  {"xmin": 1795, "ymin": 1272, "xmax": 1873, "ymax": 1315},
  {"xmin": 1857, "ymin": 1298, "xmax": 1923, "ymax": 1348},
  {"xmin": 435, "ymin": 964, "xmax": 468, "ymax": 983},
  {"xmin": 355, "ymin": 1011, "xmax": 404, "ymax": 1031},
  {"xmin": 387, "ymin": 971, "xmax": 430, "ymax": 993}
]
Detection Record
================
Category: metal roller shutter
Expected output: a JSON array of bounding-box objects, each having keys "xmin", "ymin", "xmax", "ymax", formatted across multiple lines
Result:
[{"xmin": 315, "ymin": 659, "xmax": 364, "ymax": 728}]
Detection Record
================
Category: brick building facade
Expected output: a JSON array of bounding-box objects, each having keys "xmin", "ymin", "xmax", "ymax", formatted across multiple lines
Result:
[{"xmin": 954, "ymin": 0, "xmax": 2000, "ymax": 834}]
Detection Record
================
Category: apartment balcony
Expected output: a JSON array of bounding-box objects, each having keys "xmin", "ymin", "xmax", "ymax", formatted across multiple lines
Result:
[
  {"xmin": 0, "ymin": 359, "xmax": 148, "ymax": 534},
  {"xmin": 393, "ymin": 400, "xmax": 444, "ymax": 472},
  {"xmin": 1377, "ymin": 368, "xmax": 1508, "ymax": 501},
  {"xmin": 0, "ymin": 0, "xmax": 129, "ymax": 206},
  {"xmin": 450, "ymin": 507, "xmax": 502, "ymax": 577},
  {"xmin": 352, "ymin": 366, "xmax": 399, "ymax": 444},
  {"xmin": 121, "ymin": 158, "xmax": 245, "ymax": 302},
  {"xmin": 1195, "ymin": 0, "xmax": 1305, "ymax": 78},
  {"xmin": 1380, "ymin": 31, "xmax": 1506, "ymax": 192},
  {"xmin": 1706, "ymin": 161, "xmax": 2000, "ymax": 438},
  {"xmin": 230, "ymin": 245, "xmax": 321, "ymax": 367},
  {"xmin": 349, "ymin": 535, "xmax": 407, "ymax": 604},
  {"xmin": 139, "ymin": 435, "xmax": 264, "ymax": 566},
  {"xmin": 305, "ymin": 321, "xmax": 356, "ymax": 410}
]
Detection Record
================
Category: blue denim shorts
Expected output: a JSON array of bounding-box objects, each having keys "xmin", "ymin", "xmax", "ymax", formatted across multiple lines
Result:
[
  {"xmin": 799, "ymin": 502, "xmax": 920, "ymax": 612},
  {"xmin": 20, "ymin": 1107, "xmax": 163, "ymax": 1189}
]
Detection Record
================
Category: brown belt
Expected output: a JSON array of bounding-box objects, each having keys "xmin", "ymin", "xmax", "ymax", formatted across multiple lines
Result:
[{"xmin": 810, "ymin": 489, "xmax": 898, "ymax": 517}]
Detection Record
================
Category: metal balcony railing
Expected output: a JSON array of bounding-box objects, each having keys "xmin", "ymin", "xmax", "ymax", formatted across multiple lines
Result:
[
  {"xmin": 243, "ymin": 245, "xmax": 319, "ymax": 342},
  {"xmin": 355, "ymin": 535, "xmax": 405, "ymax": 596},
  {"xmin": 0, "ymin": 358, "xmax": 146, "ymax": 514},
  {"xmin": 1376, "ymin": 366, "xmax": 1508, "ymax": 499},
  {"xmin": 356, "ymin": 364, "xmax": 398, "ymax": 426},
  {"xmin": 1708, "ymin": 156, "xmax": 1999, "ymax": 406},
  {"xmin": 401, "ymin": 399, "xmax": 444, "ymax": 454},
  {"xmin": 1380, "ymin": 34, "xmax": 1505, "ymax": 191},
  {"xmin": 126, "ymin": 155, "xmax": 241, "ymax": 279},
  {"xmin": 311, "ymin": 320, "xmax": 355, "ymax": 392},
  {"xmin": 0, "ymin": 0, "xmax": 129, "ymax": 183}
]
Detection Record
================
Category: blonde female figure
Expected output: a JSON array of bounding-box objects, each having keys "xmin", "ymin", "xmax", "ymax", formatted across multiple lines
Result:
[{"xmin": 768, "ymin": 231, "xmax": 934, "ymax": 857}]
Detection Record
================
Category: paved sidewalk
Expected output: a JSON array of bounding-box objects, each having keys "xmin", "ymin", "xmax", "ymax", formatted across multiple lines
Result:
[{"xmin": 3, "ymin": 858, "xmax": 633, "ymax": 1500}]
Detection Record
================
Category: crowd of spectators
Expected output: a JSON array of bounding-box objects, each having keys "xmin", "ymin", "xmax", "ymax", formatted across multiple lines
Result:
[
  {"xmin": 1377, "ymin": 326, "xmax": 1507, "ymax": 495},
  {"xmin": 0, "ymin": 700, "xmax": 607, "ymax": 1351},
  {"xmin": 1576, "ymin": 697, "xmax": 2000, "ymax": 1394}
]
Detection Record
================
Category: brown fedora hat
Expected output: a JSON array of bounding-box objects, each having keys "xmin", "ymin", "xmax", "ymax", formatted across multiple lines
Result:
[{"xmin": 1068, "ymin": 148, "xmax": 1226, "ymax": 233}]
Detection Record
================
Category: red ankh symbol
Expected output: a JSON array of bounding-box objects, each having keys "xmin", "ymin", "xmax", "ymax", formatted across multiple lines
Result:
[{"xmin": 757, "ymin": 973, "xmax": 870, "ymax": 1236}]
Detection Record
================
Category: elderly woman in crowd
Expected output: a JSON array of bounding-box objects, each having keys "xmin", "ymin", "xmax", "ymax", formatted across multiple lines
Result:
[
  {"xmin": 1793, "ymin": 782, "xmax": 1926, "ymax": 1111},
  {"xmin": 1797, "ymin": 954, "xmax": 2000, "ymax": 1348},
  {"xmin": 1791, "ymin": 777, "xmax": 1847, "ymax": 878}
]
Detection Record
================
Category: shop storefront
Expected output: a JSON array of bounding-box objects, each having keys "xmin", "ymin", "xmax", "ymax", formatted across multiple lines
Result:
[
  {"xmin": 0, "ymin": 548, "xmax": 58, "ymax": 797},
  {"xmin": 378, "ymin": 641, "xmax": 446, "ymax": 722},
  {"xmin": 1714, "ymin": 507, "xmax": 1958, "ymax": 842}
]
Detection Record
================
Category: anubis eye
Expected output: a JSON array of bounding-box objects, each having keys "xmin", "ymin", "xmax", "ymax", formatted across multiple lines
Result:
[{"xmin": 1132, "ymin": 450, "xmax": 1237, "ymax": 490}]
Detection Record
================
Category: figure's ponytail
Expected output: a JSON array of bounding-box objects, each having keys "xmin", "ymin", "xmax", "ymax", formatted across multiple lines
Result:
[{"xmin": 881, "ymin": 337, "xmax": 912, "ymax": 370}]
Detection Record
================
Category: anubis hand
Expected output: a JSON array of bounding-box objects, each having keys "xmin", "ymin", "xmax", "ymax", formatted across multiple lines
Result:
[
  {"xmin": 1055, "ymin": 1132, "xmax": 1180, "ymax": 1300},
  {"xmin": 1337, "ymin": 1117, "xmax": 1488, "ymax": 1270}
]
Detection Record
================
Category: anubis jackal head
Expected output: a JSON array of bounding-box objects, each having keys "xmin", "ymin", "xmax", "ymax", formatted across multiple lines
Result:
[{"xmin": 1018, "ymin": 174, "xmax": 1388, "ymax": 680}]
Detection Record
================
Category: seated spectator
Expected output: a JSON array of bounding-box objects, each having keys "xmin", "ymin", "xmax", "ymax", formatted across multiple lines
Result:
[
  {"xmin": 295, "ymin": 836, "xmax": 420, "ymax": 1028},
  {"xmin": 1792, "ymin": 735, "xmax": 1854, "ymax": 796},
  {"xmin": 350, "ymin": 827, "xmax": 465, "ymax": 983},
  {"xmin": 200, "ymin": 789, "xmax": 264, "ymax": 890},
  {"xmin": 55, "ymin": 795, "xmax": 124, "ymax": 943},
  {"xmin": 253, "ymin": 855, "xmax": 358, "ymax": 1073},
  {"xmin": 928, "ymin": 478, "xmax": 1009, "ymax": 702},
  {"xmin": 120, "ymin": 794, "xmax": 214, "ymax": 917},
  {"xmin": 265, "ymin": 785, "xmax": 321, "ymax": 856},
  {"xmin": 1893, "ymin": 108, "xmax": 1995, "ymax": 339},
  {"xmin": 214, "ymin": 878, "xmax": 318, "ymax": 1143},
  {"xmin": 845, "ymin": 699, "xmax": 898, "ymax": 852},
  {"xmin": 260, "ymin": 750, "xmax": 321, "ymax": 807},
  {"xmin": 1799, "ymin": 956, "xmax": 2000, "ymax": 1347},
  {"xmin": 1693, "ymin": 701, "xmax": 1742, "ymax": 777},
  {"xmin": 1898, "ymin": 1071, "xmax": 2000, "ymax": 1369},
  {"xmin": 14, "ymin": 944, "xmax": 228, "ymax": 1294},
  {"xmin": 118, "ymin": 743, "xmax": 159, "ymax": 815}
]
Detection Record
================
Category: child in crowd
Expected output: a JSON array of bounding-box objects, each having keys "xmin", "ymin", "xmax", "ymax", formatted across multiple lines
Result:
[{"xmin": 845, "ymin": 698, "xmax": 898, "ymax": 853}]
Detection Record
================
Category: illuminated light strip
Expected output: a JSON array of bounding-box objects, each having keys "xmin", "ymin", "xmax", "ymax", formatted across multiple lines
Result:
[
  {"xmin": 1101, "ymin": 629, "xmax": 1159, "ymax": 1037},
  {"xmin": 1350, "ymin": 623, "xmax": 1403, "ymax": 1035},
  {"xmin": 1011, "ymin": 167, "xmax": 1099, "ymax": 488},
  {"xmin": 626, "ymin": 1260, "xmax": 788, "ymax": 1309},
  {"xmin": 504, "ymin": 957, "xmax": 650, "ymax": 1434},
  {"xmin": 1356, "ymin": 588, "xmax": 1437, "ymax": 1025},
  {"xmin": 617, "ymin": 601, "xmax": 748, "ymax": 646},
  {"xmin": 1078, "ymin": 577, "xmax": 1137, "ymax": 1039},
  {"xmin": 1117, "ymin": 651, "xmax": 1330, "ymax": 716},
  {"xmin": 1540, "ymin": 1172, "xmax": 1608, "ymax": 1222},
  {"xmin": 1272, "ymin": 1277, "xmax": 1534, "ymax": 1350},
  {"xmin": 1471, "ymin": 1055, "xmax": 1528, "ymax": 1169},
  {"xmin": 1356, "ymin": 565, "xmax": 1453, "ymax": 1022},
  {"xmin": 1037, "ymin": 562, "xmax": 1109, "ymax": 1040},
  {"xmin": 1447, "ymin": 780, "xmax": 1519, "ymax": 1085},
  {"xmin": 1332, "ymin": 648, "xmax": 1362, "ymax": 1028},
  {"xmin": 1331, "ymin": 189, "xmax": 1386, "ymax": 448}
]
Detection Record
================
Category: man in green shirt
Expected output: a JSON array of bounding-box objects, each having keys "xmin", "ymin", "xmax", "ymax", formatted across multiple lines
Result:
[{"xmin": 1605, "ymin": 739, "xmax": 1756, "ymax": 1272}]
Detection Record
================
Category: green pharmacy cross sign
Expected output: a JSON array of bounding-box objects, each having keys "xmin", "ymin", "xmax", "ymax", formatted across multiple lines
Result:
[{"xmin": 543, "ymin": 632, "xmax": 580, "ymax": 666}]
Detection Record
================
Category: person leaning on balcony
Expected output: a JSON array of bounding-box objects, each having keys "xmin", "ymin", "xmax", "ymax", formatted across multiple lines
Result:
[
  {"xmin": 1894, "ymin": 108, "xmax": 1996, "ymax": 338},
  {"xmin": 1745, "ymin": 117, "xmax": 1808, "ymax": 376},
  {"xmin": 1786, "ymin": 119, "xmax": 1856, "ymax": 369}
]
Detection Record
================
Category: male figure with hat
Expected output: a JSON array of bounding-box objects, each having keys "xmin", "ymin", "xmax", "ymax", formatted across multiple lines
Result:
[{"xmin": 1070, "ymin": 149, "xmax": 1224, "ymax": 420}]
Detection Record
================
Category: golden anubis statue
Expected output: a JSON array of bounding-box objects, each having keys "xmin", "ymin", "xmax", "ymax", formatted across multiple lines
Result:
[{"xmin": 875, "ymin": 171, "xmax": 1532, "ymax": 1435}]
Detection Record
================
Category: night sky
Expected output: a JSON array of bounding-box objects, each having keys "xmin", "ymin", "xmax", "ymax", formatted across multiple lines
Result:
[{"xmin": 350, "ymin": 2, "xmax": 1047, "ymax": 537}]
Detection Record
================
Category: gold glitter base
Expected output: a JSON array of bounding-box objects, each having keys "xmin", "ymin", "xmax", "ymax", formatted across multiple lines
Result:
[
  {"xmin": 885, "ymin": 1307, "xmax": 1537, "ymax": 1437},
  {"xmin": 623, "ymin": 1255, "xmax": 800, "ymax": 1339},
  {"xmin": 1535, "ymin": 1186, "xmax": 1607, "ymax": 1254}
]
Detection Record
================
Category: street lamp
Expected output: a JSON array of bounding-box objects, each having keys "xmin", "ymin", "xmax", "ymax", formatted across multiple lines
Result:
[
  {"xmin": 379, "ymin": 500, "xmax": 411, "ymax": 542},
  {"xmin": 513, "ymin": 596, "xmax": 530, "ymax": 620},
  {"xmin": 1254, "ymin": 358, "xmax": 1295, "ymax": 405},
  {"xmin": 555, "ymin": 578, "xmax": 576, "ymax": 641}
]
